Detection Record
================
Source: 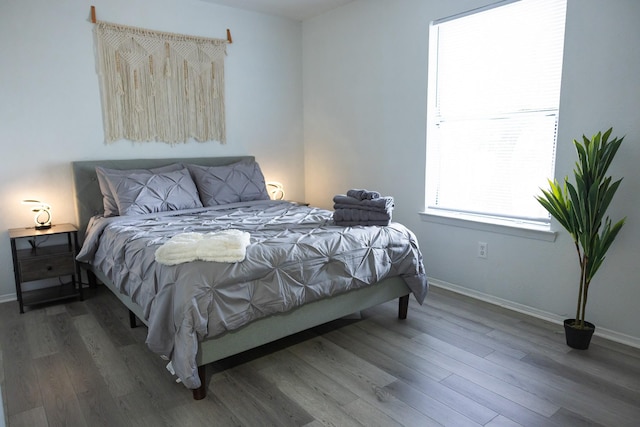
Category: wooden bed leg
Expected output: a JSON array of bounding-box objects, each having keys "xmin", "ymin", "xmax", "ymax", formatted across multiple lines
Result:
[
  {"xmin": 398, "ymin": 295, "xmax": 409, "ymax": 320},
  {"xmin": 129, "ymin": 310, "xmax": 138, "ymax": 328},
  {"xmin": 87, "ymin": 270, "xmax": 97, "ymax": 288},
  {"xmin": 192, "ymin": 365, "xmax": 207, "ymax": 400}
]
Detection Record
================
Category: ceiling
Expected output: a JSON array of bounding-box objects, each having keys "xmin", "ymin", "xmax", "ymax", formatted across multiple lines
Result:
[{"xmin": 200, "ymin": 0, "xmax": 354, "ymax": 21}]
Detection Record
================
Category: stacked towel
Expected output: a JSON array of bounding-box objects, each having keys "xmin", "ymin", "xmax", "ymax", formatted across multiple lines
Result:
[
  {"xmin": 333, "ymin": 209, "xmax": 391, "ymax": 226},
  {"xmin": 333, "ymin": 195, "xmax": 395, "ymax": 212},
  {"xmin": 347, "ymin": 189, "xmax": 381, "ymax": 200},
  {"xmin": 333, "ymin": 191, "xmax": 394, "ymax": 226},
  {"xmin": 155, "ymin": 229, "xmax": 251, "ymax": 265}
]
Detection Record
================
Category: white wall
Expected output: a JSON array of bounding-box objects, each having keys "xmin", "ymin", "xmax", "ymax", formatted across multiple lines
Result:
[
  {"xmin": 303, "ymin": 0, "xmax": 640, "ymax": 344},
  {"xmin": 3, "ymin": 0, "xmax": 639, "ymax": 346},
  {"xmin": 0, "ymin": 0, "xmax": 304, "ymax": 299}
]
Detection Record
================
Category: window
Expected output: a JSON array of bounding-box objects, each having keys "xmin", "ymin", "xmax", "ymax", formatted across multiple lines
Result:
[{"xmin": 425, "ymin": 0, "xmax": 567, "ymax": 227}]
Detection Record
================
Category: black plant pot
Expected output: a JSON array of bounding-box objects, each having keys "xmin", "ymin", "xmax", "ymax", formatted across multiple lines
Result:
[{"xmin": 564, "ymin": 319, "xmax": 595, "ymax": 350}]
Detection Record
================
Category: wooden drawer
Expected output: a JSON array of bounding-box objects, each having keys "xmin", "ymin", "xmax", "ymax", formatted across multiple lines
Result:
[{"xmin": 19, "ymin": 251, "xmax": 75, "ymax": 282}]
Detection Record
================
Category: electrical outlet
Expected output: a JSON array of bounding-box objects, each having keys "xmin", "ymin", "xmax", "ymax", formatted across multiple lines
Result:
[{"xmin": 478, "ymin": 241, "xmax": 488, "ymax": 258}]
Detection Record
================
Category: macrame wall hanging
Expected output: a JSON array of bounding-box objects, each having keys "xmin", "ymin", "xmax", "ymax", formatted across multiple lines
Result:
[{"xmin": 92, "ymin": 7, "xmax": 231, "ymax": 144}]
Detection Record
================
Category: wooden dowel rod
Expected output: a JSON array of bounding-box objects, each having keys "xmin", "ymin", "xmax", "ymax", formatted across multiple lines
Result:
[{"xmin": 90, "ymin": 4, "xmax": 230, "ymax": 44}]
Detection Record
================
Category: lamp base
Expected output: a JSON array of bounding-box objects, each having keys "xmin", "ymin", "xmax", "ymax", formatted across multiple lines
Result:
[{"xmin": 35, "ymin": 224, "xmax": 52, "ymax": 230}]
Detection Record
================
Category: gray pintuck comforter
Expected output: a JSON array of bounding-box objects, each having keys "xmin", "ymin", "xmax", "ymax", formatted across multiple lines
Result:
[{"xmin": 77, "ymin": 200, "xmax": 428, "ymax": 389}]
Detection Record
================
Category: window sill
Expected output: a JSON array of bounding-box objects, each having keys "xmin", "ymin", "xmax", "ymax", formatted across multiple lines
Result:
[{"xmin": 419, "ymin": 209, "xmax": 557, "ymax": 242}]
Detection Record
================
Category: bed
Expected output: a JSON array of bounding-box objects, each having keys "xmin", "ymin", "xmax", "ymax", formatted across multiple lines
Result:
[{"xmin": 72, "ymin": 156, "xmax": 428, "ymax": 400}]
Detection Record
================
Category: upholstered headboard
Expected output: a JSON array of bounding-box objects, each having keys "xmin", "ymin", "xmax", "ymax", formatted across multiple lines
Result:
[{"xmin": 72, "ymin": 156, "xmax": 254, "ymax": 242}]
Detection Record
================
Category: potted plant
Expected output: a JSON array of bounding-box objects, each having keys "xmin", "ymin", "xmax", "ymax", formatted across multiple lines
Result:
[{"xmin": 536, "ymin": 128, "xmax": 626, "ymax": 349}]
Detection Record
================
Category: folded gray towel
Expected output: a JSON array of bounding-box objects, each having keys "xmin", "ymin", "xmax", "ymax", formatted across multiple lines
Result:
[
  {"xmin": 333, "ymin": 208, "xmax": 391, "ymax": 223},
  {"xmin": 347, "ymin": 189, "xmax": 380, "ymax": 200},
  {"xmin": 332, "ymin": 195, "xmax": 394, "ymax": 214},
  {"xmin": 333, "ymin": 219, "xmax": 390, "ymax": 226}
]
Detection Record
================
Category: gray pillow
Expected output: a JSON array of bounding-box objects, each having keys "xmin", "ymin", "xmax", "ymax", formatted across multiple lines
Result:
[
  {"xmin": 109, "ymin": 168, "xmax": 203, "ymax": 216},
  {"xmin": 187, "ymin": 159, "xmax": 270, "ymax": 206},
  {"xmin": 96, "ymin": 163, "xmax": 184, "ymax": 216}
]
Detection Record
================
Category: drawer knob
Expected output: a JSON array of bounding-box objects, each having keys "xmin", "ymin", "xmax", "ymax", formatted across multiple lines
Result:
[{"xmin": 47, "ymin": 265, "xmax": 53, "ymax": 271}]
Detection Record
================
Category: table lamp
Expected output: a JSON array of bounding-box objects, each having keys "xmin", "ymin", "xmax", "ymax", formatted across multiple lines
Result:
[
  {"xmin": 266, "ymin": 182, "xmax": 285, "ymax": 200},
  {"xmin": 22, "ymin": 199, "xmax": 52, "ymax": 229}
]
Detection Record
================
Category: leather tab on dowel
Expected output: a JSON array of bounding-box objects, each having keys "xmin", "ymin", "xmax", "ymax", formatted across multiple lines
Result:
[
  {"xmin": 90, "ymin": 5, "xmax": 97, "ymax": 23},
  {"xmin": 226, "ymin": 29, "xmax": 232, "ymax": 44}
]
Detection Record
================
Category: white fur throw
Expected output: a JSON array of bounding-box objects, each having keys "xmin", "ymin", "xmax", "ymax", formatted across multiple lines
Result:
[{"xmin": 155, "ymin": 230, "xmax": 250, "ymax": 265}]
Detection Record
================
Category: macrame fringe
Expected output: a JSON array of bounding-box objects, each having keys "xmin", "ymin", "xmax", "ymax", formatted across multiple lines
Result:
[{"xmin": 95, "ymin": 21, "xmax": 227, "ymax": 144}]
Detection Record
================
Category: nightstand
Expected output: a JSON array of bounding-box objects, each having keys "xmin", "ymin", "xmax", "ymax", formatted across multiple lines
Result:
[{"xmin": 9, "ymin": 223, "xmax": 83, "ymax": 313}]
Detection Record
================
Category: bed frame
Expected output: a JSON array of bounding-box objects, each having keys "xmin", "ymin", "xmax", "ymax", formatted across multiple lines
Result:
[{"xmin": 71, "ymin": 156, "xmax": 411, "ymax": 400}]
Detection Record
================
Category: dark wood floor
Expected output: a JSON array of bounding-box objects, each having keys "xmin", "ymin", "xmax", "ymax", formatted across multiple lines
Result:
[{"xmin": 1, "ymin": 284, "xmax": 639, "ymax": 426}]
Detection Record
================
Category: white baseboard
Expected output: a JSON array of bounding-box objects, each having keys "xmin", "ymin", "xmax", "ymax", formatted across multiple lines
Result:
[
  {"xmin": 428, "ymin": 277, "xmax": 640, "ymax": 350},
  {"xmin": 0, "ymin": 294, "xmax": 15, "ymax": 304}
]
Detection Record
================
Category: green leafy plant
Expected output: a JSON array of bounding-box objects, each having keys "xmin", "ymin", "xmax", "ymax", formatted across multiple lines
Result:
[{"xmin": 536, "ymin": 128, "xmax": 626, "ymax": 330}]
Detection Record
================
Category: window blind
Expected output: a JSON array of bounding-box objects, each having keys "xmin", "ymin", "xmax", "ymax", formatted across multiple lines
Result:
[{"xmin": 426, "ymin": 0, "xmax": 567, "ymax": 223}]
